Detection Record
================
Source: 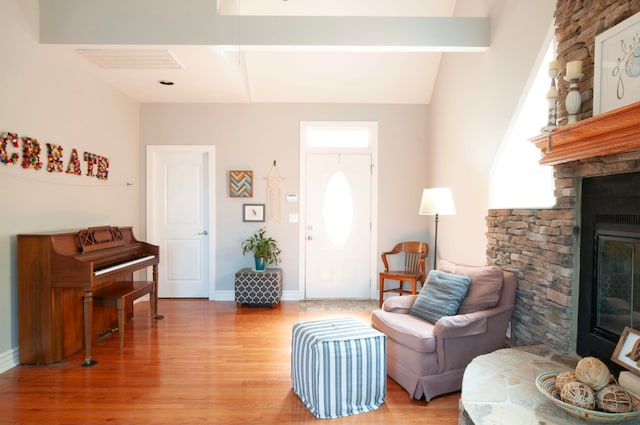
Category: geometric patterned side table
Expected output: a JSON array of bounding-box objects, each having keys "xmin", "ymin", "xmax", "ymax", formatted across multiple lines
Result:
[{"xmin": 234, "ymin": 268, "xmax": 283, "ymax": 307}]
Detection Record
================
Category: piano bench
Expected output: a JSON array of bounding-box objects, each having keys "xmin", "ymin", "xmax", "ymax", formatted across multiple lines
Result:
[{"xmin": 93, "ymin": 281, "xmax": 155, "ymax": 350}]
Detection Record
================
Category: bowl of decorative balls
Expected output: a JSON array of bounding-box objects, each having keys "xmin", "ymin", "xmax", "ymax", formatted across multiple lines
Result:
[{"xmin": 536, "ymin": 357, "xmax": 640, "ymax": 423}]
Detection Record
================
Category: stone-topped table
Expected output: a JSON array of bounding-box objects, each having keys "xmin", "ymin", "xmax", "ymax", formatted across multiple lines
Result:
[{"xmin": 459, "ymin": 345, "xmax": 640, "ymax": 425}]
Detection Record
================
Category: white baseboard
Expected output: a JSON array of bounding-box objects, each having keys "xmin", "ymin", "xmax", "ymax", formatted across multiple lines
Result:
[
  {"xmin": 213, "ymin": 290, "xmax": 299, "ymax": 302},
  {"xmin": 280, "ymin": 290, "xmax": 300, "ymax": 301},
  {"xmin": 0, "ymin": 347, "xmax": 19, "ymax": 374}
]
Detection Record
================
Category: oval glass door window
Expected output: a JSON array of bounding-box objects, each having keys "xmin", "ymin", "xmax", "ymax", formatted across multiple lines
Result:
[{"xmin": 323, "ymin": 171, "xmax": 353, "ymax": 245}]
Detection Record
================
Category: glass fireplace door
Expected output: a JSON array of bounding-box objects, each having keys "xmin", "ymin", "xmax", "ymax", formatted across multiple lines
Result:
[{"xmin": 596, "ymin": 234, "xmax": 640, "ymax": 336}]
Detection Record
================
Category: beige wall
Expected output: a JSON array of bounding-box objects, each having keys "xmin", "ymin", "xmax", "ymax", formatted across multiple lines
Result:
[
  {"xmin": 0, "ymin": 0, "xmax": 141, "ymax": 370},
  {"xmin": 141, "ymin": 103, "xmax": 429, "ymax": 297},
  {"xmin": 427, "ymin": 0, "xmax": 556, "ymax": 265}
]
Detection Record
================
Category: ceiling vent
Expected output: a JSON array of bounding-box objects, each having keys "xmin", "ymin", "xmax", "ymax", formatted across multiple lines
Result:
[{"xmin": 76, "ymin": 49, "xmax": 183, "ymax": 69}]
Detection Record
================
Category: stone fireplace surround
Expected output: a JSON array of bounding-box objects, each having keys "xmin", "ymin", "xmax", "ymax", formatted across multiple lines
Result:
[{"xmin": 486, "ymin": 102, "xmax": 640, "ymax": 356}]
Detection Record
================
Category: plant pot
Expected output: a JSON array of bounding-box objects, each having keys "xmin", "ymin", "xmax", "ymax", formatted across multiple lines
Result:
[{"xmin": 254, "ymin": 256, "xmax": 266, "ymax": 271}]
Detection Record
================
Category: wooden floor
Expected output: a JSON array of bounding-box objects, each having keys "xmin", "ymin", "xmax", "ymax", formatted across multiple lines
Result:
[{"xmin": 0, "ymin": 300, "xmax": 460, "ymax": 425}]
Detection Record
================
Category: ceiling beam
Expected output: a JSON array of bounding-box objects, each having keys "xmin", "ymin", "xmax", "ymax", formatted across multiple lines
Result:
[{"xmin": 39, "ymin": 0, "xmax": 490, "ymax": 52}]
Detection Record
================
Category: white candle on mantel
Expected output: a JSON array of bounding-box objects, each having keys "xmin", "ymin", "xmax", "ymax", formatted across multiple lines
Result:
[
  {"xmin": 566, "ymin": 60, "xmax": 582, "ymax": 75},
  {"xmin": 548, "ymin": 60, "xmax": 559, "ymax": 71}
]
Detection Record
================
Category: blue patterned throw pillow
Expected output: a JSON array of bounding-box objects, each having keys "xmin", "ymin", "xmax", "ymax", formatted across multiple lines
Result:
[{"xmin": 409, "ymin": 270, "xmax": 472, "ymax": 323}]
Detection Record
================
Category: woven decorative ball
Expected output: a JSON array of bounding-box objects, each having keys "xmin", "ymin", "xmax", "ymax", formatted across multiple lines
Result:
[
  {"xmin": 561, "ymin": 381, "xmax": 596, "ymax": 410},
  {"xmin": 596, "ymin": 384, "xmax": 635, "ymax": 413},
  {"xmin": 575, "ymin": 357, "xmax": 612, "ymax": 391},
  {"xmin": 556, "ymin": 371, "xmax": 579, "ymax": 392}
]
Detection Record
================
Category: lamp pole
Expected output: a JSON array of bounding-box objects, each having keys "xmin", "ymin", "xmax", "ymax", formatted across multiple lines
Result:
[
  {"xmin": 419, "ymin": 187, "xmax": 455, "ymax": 270},
  {"xmin": 433, "ymin": 213, "xmax": 439, "ymax": 270}
]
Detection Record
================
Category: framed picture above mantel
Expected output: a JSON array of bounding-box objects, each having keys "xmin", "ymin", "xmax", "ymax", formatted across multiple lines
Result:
[{"xmin": 593, "ymin": 11, "xmax": 640, "ymax": 115}]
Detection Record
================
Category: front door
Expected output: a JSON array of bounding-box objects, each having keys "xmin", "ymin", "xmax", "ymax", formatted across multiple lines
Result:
[
  {"xmin": 304, "ymin": 153, "xmax": 373, "ymax": 299},
  {"xmin": 146, "ymin": 145, "xmax": 215, "ymax": 298}
]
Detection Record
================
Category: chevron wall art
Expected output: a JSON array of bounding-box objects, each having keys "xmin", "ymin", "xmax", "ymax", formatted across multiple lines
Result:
[{"xmin": 230, "ymin": 170, "xmax": 253, "ymax": 198}]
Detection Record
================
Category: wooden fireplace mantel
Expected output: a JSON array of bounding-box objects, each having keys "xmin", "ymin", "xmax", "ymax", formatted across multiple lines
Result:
[{"xmin": 530, "ymin": 102, "xmax": 640, "ymax": 166}]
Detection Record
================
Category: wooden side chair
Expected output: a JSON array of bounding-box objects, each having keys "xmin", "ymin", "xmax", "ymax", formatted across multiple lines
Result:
[{"xmin": 379, "ymin": 241, "xmax": 428, "ymax": 306}]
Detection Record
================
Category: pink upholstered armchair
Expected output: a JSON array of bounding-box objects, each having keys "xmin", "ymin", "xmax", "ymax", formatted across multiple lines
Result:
[{"xmin": 371, "ymin": 260, "xmax": 517, "ymax": 401}]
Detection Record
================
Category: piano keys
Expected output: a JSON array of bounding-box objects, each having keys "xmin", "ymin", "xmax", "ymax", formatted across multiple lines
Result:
[
  {"xmin": 94, "ymin": 255, "xmax": 156, "ymax": 276},
  {"xmin": 17, "ymin": 226, "xmax": 160, "ymax": 366}
]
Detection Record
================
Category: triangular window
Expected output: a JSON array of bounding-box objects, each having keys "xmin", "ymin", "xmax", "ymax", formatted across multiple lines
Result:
[{"xmin": 490, "ymin": 35, "xmax": 556, "ymax": 208}]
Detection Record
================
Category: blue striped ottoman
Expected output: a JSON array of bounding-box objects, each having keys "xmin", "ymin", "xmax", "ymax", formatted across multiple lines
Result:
[{"xmin": 291, "ymin": 317, "xmax": 387, "ymax": 419}]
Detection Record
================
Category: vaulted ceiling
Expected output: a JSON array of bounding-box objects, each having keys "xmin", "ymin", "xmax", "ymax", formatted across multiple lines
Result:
[{"xmin": 39, "ymin": 0, "xmax": 489, "ymax": 104}]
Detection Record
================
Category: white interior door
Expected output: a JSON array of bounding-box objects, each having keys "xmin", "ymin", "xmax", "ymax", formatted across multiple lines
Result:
[
  {"xmin": 305, "ymin": 153, "xmax": 372, "ymax": 299},
  {"xmin": 146, "ymin": 146, "xmax": 215, "ymax": 298}
]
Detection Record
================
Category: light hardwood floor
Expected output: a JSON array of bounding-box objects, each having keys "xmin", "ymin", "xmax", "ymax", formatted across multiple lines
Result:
[{"xmin": 0, "ymin": 300, "xmax": 460, "ymax": 425}]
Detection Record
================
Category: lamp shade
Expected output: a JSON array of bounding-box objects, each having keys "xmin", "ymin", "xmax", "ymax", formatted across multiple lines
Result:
[{"xmin": 418, "ymin": 188, "xmax": 456, "ymax": 216}]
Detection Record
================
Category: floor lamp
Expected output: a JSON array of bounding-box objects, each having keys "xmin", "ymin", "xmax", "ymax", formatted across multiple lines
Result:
[{"xmin": 419, "ymin": 188, "xmax": 456, "ymax": 270}]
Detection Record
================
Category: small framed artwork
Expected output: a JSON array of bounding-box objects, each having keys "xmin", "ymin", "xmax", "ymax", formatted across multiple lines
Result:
[
  {"xmin": 593, "ymin": 11, "xmax": 640, "ymax": 115},
  {"xmin": 243, "ymin": 204, "xmax": 265, "ymax": 222},
  {"xmin": 611, "ymin": 326, "xmax": 640, "ymax": 375},
  {"xmin": 230, "ymin": 170, "xmax": 253, "ymax": 198}
]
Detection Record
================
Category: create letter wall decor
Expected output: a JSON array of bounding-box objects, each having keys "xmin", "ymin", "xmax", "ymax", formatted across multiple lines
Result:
[
  {"xmin": 1, "ymin": 131, "xmax": 110, "ymax": 180},
  {"xmin": 230, "ymin": 170, "xmax": 253, "ymax": 198}
]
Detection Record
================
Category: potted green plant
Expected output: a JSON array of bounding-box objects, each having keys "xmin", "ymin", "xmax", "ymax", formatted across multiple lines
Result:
[{"xmin": 241, "ymin": 227, "xmax": 282, "ymax": 271}]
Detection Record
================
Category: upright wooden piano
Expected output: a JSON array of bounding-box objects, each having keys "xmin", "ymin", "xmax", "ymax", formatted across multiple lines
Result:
[{"xmin": 18, "ymin": 226, "xmax": 160, "ymax": 366}]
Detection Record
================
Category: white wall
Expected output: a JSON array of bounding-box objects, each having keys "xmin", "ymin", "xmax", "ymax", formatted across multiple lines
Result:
[
  {"xmin": 426, "ymin": 0, "xmax": 556, "ymax": 265},
  {"xmin": 0, "ymin": 0, "xmax": 141, "ymax": 372},
  {"xmin": 141, "ymin": 103, "xmax": 429, "ymax": 297}
]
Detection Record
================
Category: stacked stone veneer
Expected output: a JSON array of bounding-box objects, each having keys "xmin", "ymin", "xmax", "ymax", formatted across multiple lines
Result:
[
  {"xmin": 487, "ymin": 150, "xmax": 640, "ymax": 353},
  {"xmin": 485, "ymin": 0, "xmax": 640, "ymax": 354}
]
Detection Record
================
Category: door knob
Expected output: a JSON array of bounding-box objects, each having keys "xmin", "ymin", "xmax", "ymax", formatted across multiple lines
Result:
[
  {"xmin": 198, "ymin": 230, "xmax": 208, "ymax": 235},
  {"xmin": 307, "ymin": 235, "xmax": 313, "ymax": 240}
]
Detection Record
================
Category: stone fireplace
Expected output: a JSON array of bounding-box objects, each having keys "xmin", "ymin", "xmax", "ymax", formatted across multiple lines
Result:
[{"xmin": 486, "ymin": 102, "xmax": 640, "ymax": 366}]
